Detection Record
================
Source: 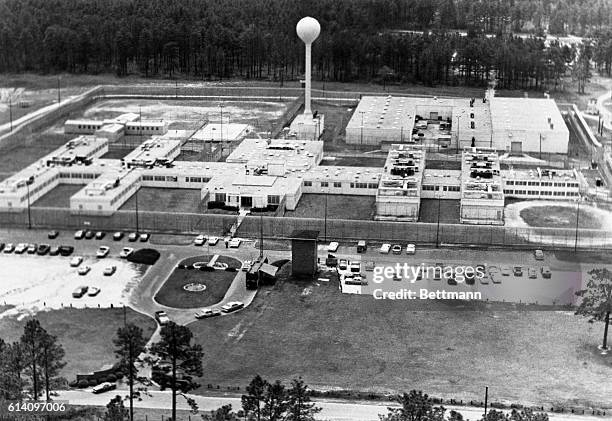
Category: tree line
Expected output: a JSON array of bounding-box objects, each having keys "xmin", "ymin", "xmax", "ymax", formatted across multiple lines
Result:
[{"xmin": 0, "ymin": 0, "xmax": 612, "ymax": 88}]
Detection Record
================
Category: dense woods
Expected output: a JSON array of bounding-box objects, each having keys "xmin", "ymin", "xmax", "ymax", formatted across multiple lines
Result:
[{"xmin": 0, "ymin": 0, "xmax": 612, "ymax": 89}]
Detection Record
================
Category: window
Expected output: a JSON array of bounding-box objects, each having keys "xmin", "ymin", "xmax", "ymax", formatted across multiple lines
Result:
[
  {"xmin": 98, "ymin": 205, "xmax": 102, "ymax": 210},
  {"xmin": 504, "ymin": 189, "xmax": 514, "ymax": 194},
  {"xmin": 528, "ymin": 181, "xmax": 540, "ymax": 186},
  {"xmin": 154, "ymin": 176, "xmax": 165, "ymax": 181},
  {"xmin": 166, "ymin": 176, "xmax": 177, "ymax": 182},
  {"xmin": 448, "ymin": 186, "xmax": 460, "ymax": 192},
  {"xmin": 320, "ymin": 181, "xmax": 329, "ymax": 188},
  {"xmin": 333, "ymin": 182, "xmax": 342, "ymax": 188},
  {"xmin": 368, "ymin": 183, "xmax": 378, "ymax": 189},
  {"xmin": 268, "ymin": 195, "xmax": 280, "ymax": 205},
  {"xmin": 554, "ymin": 182, "xmax": 566, "ymax": 187},
  {"xmin": 143, "ymin": 175, "xmax": 154, "ymax": 181},
  {"xmin": 215, "ymin": 193, "xmax": 226, "ymax": 202},
  {"xmin": 304, "ymin": 181, "xmax": 312, "ymax": 187},
  {"xmin": 506, "ymin": 181, "xmax": 514, "ymax": 185}
]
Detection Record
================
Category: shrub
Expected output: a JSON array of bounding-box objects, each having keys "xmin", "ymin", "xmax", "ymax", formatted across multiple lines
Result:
[
  {"xmin": 225, "ymin": 267, "xmax": 238, "ymax": 272},
  {"xmin": 127, "ymin": 248, "xmax": 160, "ymax": 265},
  {"xmin": 107, "ymin": 374, "xmax": 117, "ymax": 382},
  {"xmin": 177, "ymin": 264, "xmax": 185, "ymax": 269},
  {"xmin": 68, "ymin": 380, "xmax": 78, "ymax": 388},
  {"xmin": 88, "ymin": 379, "xmax": 98, "ymax": 387},
  {"xmin": 77, "ymin": 379, "xmax": 89, "ymax": 388},
  {"xmin": 207, "ymin": 200, "xmax": 224, "ymax": 209},
  {"xmin": 267, "ymin": 204, "xmax": 278, "ymax": 211},
  {"xmin": 199, "ymin": 265, "xmax": 215, "ymax": 271}
]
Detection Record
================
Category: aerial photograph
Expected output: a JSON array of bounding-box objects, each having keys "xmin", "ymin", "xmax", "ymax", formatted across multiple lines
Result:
[{"xmin": 1, "ymin": 0, "xmax": 612, "ymax": 420}]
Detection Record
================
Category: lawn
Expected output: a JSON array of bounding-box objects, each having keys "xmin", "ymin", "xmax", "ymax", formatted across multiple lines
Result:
[
  {"xmin": 120, "ymin": 188, "xmax": 207, "ymax": 214},
  {"xmin": 0, "ymin": 308, "xmax": 156, "ymax": 380},
  {"xmin": 418, "ymin": 199, "xmax": 461, "ymax": 223},
  {"xmin": 0, "ymin": 131, "xmax": 73, "ymax": 174},
  {"xmin": 286, "ymin": 194, "xmax": 376, "ymax": 220},
  {"xmin": 520, "ymin": 205, "xmax": 602, "ymax": 229},
  {"xmin": 154, "ymin": 255, "xmax": 240, "ymax": 309},
  {"xmin": 32, "ymin": 184, "xmax": 85, "ymax": 208},
  {"xmin": 188, "ymin": 264, "xmax": 612, "ymax": 409}
]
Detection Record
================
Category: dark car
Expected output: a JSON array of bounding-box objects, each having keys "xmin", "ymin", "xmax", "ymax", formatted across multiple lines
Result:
[
  {"xmin": 49, "ymin": 246, "xmax": 60, "ymax": 256},
  {"xmin": 0, "ymin": 243, "xmax": 4, "ymax": 252},
  {"xmin": 58, "ymin": 245, "xmax": 75, "ymax": 256},
  {"xmin": 95, "ymin": 231, "xmax": 106, "ymax": 240},
  {"xmin": 84, "ymin": 230, "xmax": 95, "ymax": 239},
  {"xmin": 47, "ymin": 230, "xmax": 59, "ymax": 239},
  {"xmin": 112, "ymin": 231, "xmax": 124, "ymax": 241},
  {"xmin": 36, "ymin": 244, "xmax": 51, "ymax": 255}
]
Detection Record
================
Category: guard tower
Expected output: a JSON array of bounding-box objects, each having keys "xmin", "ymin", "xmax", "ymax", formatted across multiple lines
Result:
[{"xmin": 290, "ymin": 229, "xmax": 319, "ymax": 277}]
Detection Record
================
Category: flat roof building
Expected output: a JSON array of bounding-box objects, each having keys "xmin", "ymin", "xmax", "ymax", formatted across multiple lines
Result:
[
  {"xmin": 501, "ymin": 167, "xmax": 583, "ymax": 200},
  {"xmin": 122, "ymin": 138, "xmax": 181, "ymax": 169},
  {"xmin": 460, "ymin": 148, "xmax": 504, "ymax": 225},
  {"xmin": 191, "ymin": 123, "xmax": 252, "ymax": 143}
]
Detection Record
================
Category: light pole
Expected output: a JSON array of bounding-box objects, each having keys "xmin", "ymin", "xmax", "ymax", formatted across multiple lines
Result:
[
  {"xmin": 456, "ymin": 114, "xmax": 461, "ymax": 155},
  {"xmin": 8, "ymin": 96, "xmax": 13, "ymax": 132},
  {"xmin": 135, "ymin": 187, "xmax": 139, "ymax": 235},
  {"xmin": 324, "ymin": 185, "xmax": 328, "ymax": 242},
  {"xmin": 219, "ymin": 103, "xmax": 225, "ymax": 144},
  {"xmin": 574, "ymin": 199, "xmax": 580, "ymax": 252},
  {"xmin": 360, "ymin": 111, "xmax": 365, "ymax": 145},
  {"xmin": 25, "ymin": 176, "xmax": 34, "ymax": 229},
  {"xmin": 435, "ymin": 190, "xmax": 444, "ymax": 248}
]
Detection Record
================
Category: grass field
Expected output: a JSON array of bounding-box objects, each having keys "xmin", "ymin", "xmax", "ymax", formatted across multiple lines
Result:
[
  {"xmin": 0, "ymin": 308, "xmax": 156, "ymax": 379},
  {"xmin": 0, "ymin": 132, "xmax": 73, "ymax": 175},
  {"xmin": 418, "ymin": 199, "xmax": 461, "ymax": 223},
  {"xmin": 32, "ymin": 184, "xmax": 85, "ymax": 208},
  {"xmin": 188, "ymin": 264, "xmax": 612, "ymax": 408},
  {"xmin": 520, "ymin": 205, "xmax": 602, "ymax": 229},
  {"xmin": 154, "ymin": 255, "xmax": 240, "ymax": 309},
  {"xmin": 120, "ymin": 188, "xmax": 206, "ymax": 214},
  {"xmin": 286, "ymin": 194, "xmax": 376, "ymax": 220}
]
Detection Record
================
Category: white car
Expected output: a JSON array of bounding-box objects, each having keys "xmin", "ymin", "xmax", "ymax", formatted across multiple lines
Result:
[
  {"xmin": 15, "ymin": 243, "xmax": 28, "ymax": 254},
  {"xmin": 406, "ymin": 244, "xmax": 416, "ymax": 255},
  {"xmin": 379, "ymin": 243, "xmax": 391, "ymax": 254},
  {"xmin": 241, "ymin": 260, "xmax": 252, "ymax": 272},
  {"xmin": 155, "ymin": 310, "xmax": 170, "ymax": 325},
  {"xmin": 349, "ymin": 261, "xmax": 361, "ymax": 273},
  {"xmin": 87, "ymin": 286, "xmax": 101, "ymax": 296},
  {"xmin": 119, "ymin": 247, "xmax": 134, "ymax": 258},
  {"xmin": 139, "ymin": 233, "xmax": 150, "ymax": 242},
  {"xmin": 3, "ymin": 243, "xmax": 15, "ymax": 253},
  {"xmin": 228, "ymin": 238, "xmax": 241, "ymax": 248},
  {"xmin": 96, "ymin": 246, "xmax": 110, "ymax": 258},
  {"xmin": 103, "ymin": 266, "xmax": 116, "ymax": 276},
  {"xmin": 327, "ymin": 242, "xmax": 339, "ymax": 252},
  {"xmin": 208, "ymin": 236, "xmax": 219, "ymax": 245},
  {"xmin": 78, "ymin": 265, "xmax": 91, "ymax": 275},
  {"xmin": 70, "ymin": 256, "xmax": 83, "ymax": 267},
  {"xmin": 221, "ymin": 301, "xmax": 244, "ymax": 313},
  {"xmin": 92, "ymin": 382, "xmax": 116, "ymax": 394},
  {"xmin": 74, "ymin": 230, "xmax": 85, "ymax": 239},
  {"xmin": 194, "ymin": 235, "xmax": 206, "ymax": 246},
  {"xmin": 195, "ymin": 308, "xmax": 221, "ymax": 319},
  {"xmin": 501, "ymin": 266, "xmax": 512, "ymax": 276},
  {"xmin": 128, "ymin": 232, "xmax": 138, "ymax": 242}
]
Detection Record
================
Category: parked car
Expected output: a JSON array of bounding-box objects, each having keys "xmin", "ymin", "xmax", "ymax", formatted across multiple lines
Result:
[
  {"xmin": 49, "ymin": 246, "xmax": 60, "ymax": 256},
  {"xmin": 70, "ymin": 256, "xmax": 83, "ymax": 267},
  {"xmin": 528, "ymin": 267, "xmax": 537, "ymax": 279},
  {"xmin": 501, "ymin": 266, "xmax": 511, "ymax": 276},
  {"xmin": 84, "ymin": 230, "xmax": 95, "ymax": 239},
  {"xmin": 208, "ymin": 236, "xmax": 219, "ymax": 245},
  {"xmin": 241, "ymin": 260, "xmax": 252, "ymax": 272},
  {"xmin": 406, "ymin": 244, "xmax": 416, "ymax": 255},
  {"xmin": 139, "ymin": 233, "xmax": 150, "ymax": 242},
  {"xmin": 433, "ymin": 263, "xmax": 444, "ymax": 280},
  {"xmin": 541, "ymin": 266, "xmax": 552, "ymax": 279},
  {"xmin": 3, "ymin": 243, "xmax": 15, "ymax": 253},
  {"xmin": 379, "ymin": 243, "xmax": 391, "ymax": 254},
  {"xmin": 513, "ymin": 266, "xmax": 523, "ymax": 277},
  {"xmin": 128, "ymin": 232, "xmax": 138, "ymax": 242},
  {"xmin": 58, "ymin": 245, "xmax": 74, "ymax": 256},
  {"xmin": 338, "ymin": 259, "xmax": 348, "ymax": 271},
  {"xmin": 92, "ymin": 382, "xmax": 116, "ymax": 394},
  {"xmin": 349, "ymin": 261, "xmax": 361, "ymax": 273},
  {"xmin": 221, "ymin": 301, "xmax": 244, "ymax": 313},
  {"xmin": 391, "ymin": 244, "xmax": 402, "ymax": 254},
  {"xmin": 479, "ymin": 273, "xmax": 490, "ymax": 285},
  {"xmin": 327, "ymin": 241, "xmax": 339, "ymax": 252},
  {"xmin": 194, "ymin": 235, "xmax": 206, "ymax": 246},
  {"xmin": 103, "ymin": 266, "xmax": 117, "ymax": 276},
  {"xmin": 356, "ymin": 240, "xmax": 367, "ymax": 253},
  {"xmin": 365, "ymin": 261, "xmax": 375, "ymax": 272},
  {"xmin": 228, "ymin": 238, "xmax": 241, "ymax": 248},
  {"xmin": 491, "ymin": 275, "xmax": 502, "ymax": 284},
  {"xmin": 119, "ymin": 247, "xmax": 134, "ymax": 258},
  {"xmin": 36, "ymin": 244, "xmax": 51, "ymax": 255},
  {"xmin": 72, "ymin": 286, "xmax": 88, "ymax": 298},
  {"xmin": 195, "ymin": 308, "xmax": 221, "ymax": 319},
  {"xmin": 155, "ymin": 310, "xmax": 170, "ymax": 325},
  {"xmin": 534, "ymin": 249, "xmax": 544, "ymax": 260},
  {"xmin": 95, "ymin": 231, "xmax": 106, "ymax": 240},
  {"xmin": 78, "ymin": 265, "xmax": 91, "ymax": 275},
  {"xmin": 113, "ymin": 231, "xmax": 124, "ymax": 241},
  {"xmin": 14, "ymin": 243, "xmax": 27, "ymax": 254},
  {"xmin": 47, "ymin": 230, "xmax": 59, "ymax": 239},
  {"xmin": 96, "ymin": 246, "xmax": 110, "ymax": 258},
  {"xmin": 74, "ymin": 230, "xmax": 85, "ymax": 240},
  {"xmin": 27, "ymin": 243, "xmax": 37, "ymax": 254},
  {"xmin": 87, "ymin": 286, "xmax": 101, "ymax": 296}
]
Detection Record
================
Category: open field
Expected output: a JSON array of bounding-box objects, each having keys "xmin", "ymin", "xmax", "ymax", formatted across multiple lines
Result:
[
  {"xmin": 189, "ymin": 264, "xmax": 612, "ymax": 408},
  {"xmin": 520, "ymin": 205, "xmax": 602, "ymax": 229},
  {"xmin": 32, "ymin": 184, "xmax": 85, "ymax": 208},
  {"xmin": 0, "ymin": 308, "xmax": 156, "ymax": 379},
  {"xmin": 154, "ymin": 255, "xmax": 240, "ymax": 309},
  {"xmin": 285, "ymin": 194, "xmax": 376, "ymax": 220}
]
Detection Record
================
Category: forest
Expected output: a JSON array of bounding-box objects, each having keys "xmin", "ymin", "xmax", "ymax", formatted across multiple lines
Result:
[{"xmin": 0, "ymin": 0, "xmax": 612, "ymax": 89}]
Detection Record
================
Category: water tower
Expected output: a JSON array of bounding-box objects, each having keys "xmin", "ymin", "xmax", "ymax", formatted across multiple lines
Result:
[{"xmin": 289, "ymin": 17, "xmax": 325, "ymax": 140}]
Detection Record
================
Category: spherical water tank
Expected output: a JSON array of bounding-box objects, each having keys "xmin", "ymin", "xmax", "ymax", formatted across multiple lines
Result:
[{"xmin": 296, "ymin": 17, "xmax": 321, "ymax": 44}]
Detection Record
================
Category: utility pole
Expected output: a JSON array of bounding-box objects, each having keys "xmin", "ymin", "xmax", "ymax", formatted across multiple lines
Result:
[
  {"xmin": 435, "ymin": 192, "xmax": 442, "ymax": 247},
  {"xmin": 484, "ymin": 386, "xmax": 489, "ymax": 417},
  {"xmin": 26, "ymin": 179, "xmax": 33, "ymax": 229},
  {"xmin": 8, "ymin": 97, "xmax": 13, "ymax": 132},
  {"xmin": 324, "ymin": 188, "xmax": 328, "ymax": 242},
  {"xmin": 220, "ymin": 103, "xmax": 225, "ymax": 144},
  {"xmin": 135, "ymin": 187, "xmax": 139, "ymax": 235},
  {"xmin": 259, "ymin": 213, "xmax": 264, "ymax": 260},
  {"xmin": 574, "ymin": 200, "xmax": 580, "ymax": 252}
]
